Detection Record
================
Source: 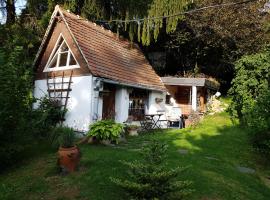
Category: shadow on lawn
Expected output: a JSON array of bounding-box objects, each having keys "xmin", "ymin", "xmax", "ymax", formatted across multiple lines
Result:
[{"xmin": 159, "ymin": 124, "xmax": 270, "ymax": 200}]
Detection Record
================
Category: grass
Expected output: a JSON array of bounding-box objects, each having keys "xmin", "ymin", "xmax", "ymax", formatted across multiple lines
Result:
[{"xmin": 1, "ymin": 112, "xmax": 270, "ymax": 200}]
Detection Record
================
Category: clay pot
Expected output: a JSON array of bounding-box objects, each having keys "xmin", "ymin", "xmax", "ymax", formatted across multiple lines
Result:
[
  {"xmin": 100, "ymin": 139, "xmax": 111, "ymax": 145},
  {"xmin": 58, "ymin": 146, "xmax": 80, "ymax": 173},
  {"xmin": 128, "ymin": 129, "xmax": 138, "ymax": 136}
]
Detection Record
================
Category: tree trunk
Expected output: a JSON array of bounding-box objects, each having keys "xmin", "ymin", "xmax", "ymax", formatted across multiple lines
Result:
[{"xmin": 6, "ymin": 0, "xmax": 16, "ymax": 25}]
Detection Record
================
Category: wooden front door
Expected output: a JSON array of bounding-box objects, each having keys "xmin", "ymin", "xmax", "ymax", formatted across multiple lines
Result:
[{"xmin": 102, "ymin": 84, "xmax": 116, "ymax": 120}]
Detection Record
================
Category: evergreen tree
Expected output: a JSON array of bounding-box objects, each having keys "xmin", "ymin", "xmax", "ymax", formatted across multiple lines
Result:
[{"xmin": 111, "ymin": 140, "xmax": 193, "ymax": 199}]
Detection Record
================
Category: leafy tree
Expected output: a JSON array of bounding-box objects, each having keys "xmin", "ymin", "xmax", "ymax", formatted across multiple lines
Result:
[
  {"xmin": 148, "ymin": 0, "xmax": 270, "ymax": 92},
  {"xmin": 36, "ymin": 0, "xmax": 192, "ymax": 45},
  {"xmin": 111, "ymin": 140, "xmax": 193, "ymax": 199}
]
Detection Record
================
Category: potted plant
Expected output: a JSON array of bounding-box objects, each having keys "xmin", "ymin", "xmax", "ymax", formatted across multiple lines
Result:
[
  {"xmin": 126, "ymin": 124, "xmax": 139, "ymax": 136},
  {"xmin": 55, "ymin": 126, "xmax": 80, "ymax": 173}
]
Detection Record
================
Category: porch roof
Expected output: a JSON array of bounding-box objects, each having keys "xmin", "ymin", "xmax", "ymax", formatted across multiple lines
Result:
[{"xmin": 161, "ymin": 77, "xmax": 220, "ymax": 90}]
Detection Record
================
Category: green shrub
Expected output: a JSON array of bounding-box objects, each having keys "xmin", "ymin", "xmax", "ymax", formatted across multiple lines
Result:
[
  {"xmin": 111, "ymin": 140, "xmax": 193, "ymax": 199},
  {"xmin": 87, "ymin": 120, "xmax": 124, "ymax": 142},
  {"xmin": 229, "ymin": 50, "xmax": 270, "ymax": 154},
  {"xmin": 0, "ymin": 47, "xmax": 33, "ymax": 170},
  {"xmin": 246, "ymin": 90, "xmax": 270, "ymax": 154},
  {"xmin": 51, "ymin": 126, "xmax": 75, "ymax": 148},
  {"xmin": 33, "ymin": 96, "xmax": 67, "ymax": 137}
]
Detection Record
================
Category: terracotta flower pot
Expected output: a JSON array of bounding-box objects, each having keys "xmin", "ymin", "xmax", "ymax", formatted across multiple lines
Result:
[
  {"xmin": 128, "ymin": 129, "xmax": 138, "ymax": 136},
  {"xmin": 58, "ymin": 145, "xmax": 80, "ymax": 173}
]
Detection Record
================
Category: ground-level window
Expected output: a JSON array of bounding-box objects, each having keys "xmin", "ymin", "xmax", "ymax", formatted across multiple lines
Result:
[{"xmin": 128, "ymin": 88, "xmax": 148, "ymax": 120}]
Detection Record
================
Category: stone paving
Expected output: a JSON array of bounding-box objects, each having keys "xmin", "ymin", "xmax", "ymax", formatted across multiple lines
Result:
[{"xmin": 237, "ymin": 166, "xmax": 256, "ymax": 174}]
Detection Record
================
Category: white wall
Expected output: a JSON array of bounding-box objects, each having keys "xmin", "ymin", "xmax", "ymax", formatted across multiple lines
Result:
[
  {"xmin": 148, "ymin": 91, "xmax": 166, "ymax": 114},
  {"xmin": 34, "ymin": 75, "xmax": 93, "ymax": 132},
  {"xmin": 147, "ymin": 91, "xmax": 166, "ymax": 128},
  {"xmin": 115, "ymin": 87, "xmax": 129, "ymax": 123}
]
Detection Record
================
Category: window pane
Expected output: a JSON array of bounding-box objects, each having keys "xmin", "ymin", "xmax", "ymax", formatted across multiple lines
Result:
[
  {"xmin": 59, "ymin": 53, "xmax": 68, "ymax": 67},
  {"xmin": 48, "ymin": 54, "xmax": 58, "ymax": 68},
  {"xmin": 69, "ymin": 53, "xmax": 77, "ymax": 65},
  {"xmin": 128, "ymin": 89, "xmax": 148, "ymax": 120},
  {"xmin": 60, "ymin": 42, "xmax": 68, "ymax": 52}
]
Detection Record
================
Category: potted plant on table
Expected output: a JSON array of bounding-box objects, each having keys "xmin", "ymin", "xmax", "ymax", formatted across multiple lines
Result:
[{"xmin": 54, "ymin": 126, "xmax": 80, "ymax": 173}]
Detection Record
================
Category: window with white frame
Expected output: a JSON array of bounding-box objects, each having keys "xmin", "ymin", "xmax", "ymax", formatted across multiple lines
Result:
[{"xmin": 44, "ymin": 34, "xmax": 79, "ymax": 72}]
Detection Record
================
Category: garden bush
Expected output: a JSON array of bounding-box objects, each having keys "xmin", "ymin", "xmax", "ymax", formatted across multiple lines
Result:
[
  {"xmin": 229, "ymin": 50, "xmax": 270, "ymax": 154},
  {"xmin": 87, "ymin": 120, "xmax": 124, "ymax": 143},
  {"xmin": 0, "ymin": 47, "xmax": 33, "ymax": 170},
  {"xmin": 33, "ymin": 96, "xmax": 67, "ymax": 138},
  {"xmin": 245, "ymin": 90, "xmax": 270, "ymax": 154},
  {"xmin": 111, "ymin": 140, "xmax": 193, "ymax": 199}
]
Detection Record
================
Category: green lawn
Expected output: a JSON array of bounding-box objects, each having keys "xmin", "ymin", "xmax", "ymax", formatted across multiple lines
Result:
[{"xmin": 1, "ymin": 112, "xmax": 270, "ymax": 200}]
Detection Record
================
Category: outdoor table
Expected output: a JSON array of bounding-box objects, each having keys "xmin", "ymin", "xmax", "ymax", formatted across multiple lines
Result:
[{"xmin": 144, "ymin": 113, "xmax": 163, "ymax": 129}]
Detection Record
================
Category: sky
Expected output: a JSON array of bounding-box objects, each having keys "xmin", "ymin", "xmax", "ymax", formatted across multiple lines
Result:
[{"xmin": 0, "ymin": 0, "xmax": 26, "ymax": 24}]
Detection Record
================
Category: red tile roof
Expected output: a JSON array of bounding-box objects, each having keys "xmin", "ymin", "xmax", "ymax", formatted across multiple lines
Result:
[{"xmin": 58, "ymin": 8, "xmax": 165, "ymax": 91}]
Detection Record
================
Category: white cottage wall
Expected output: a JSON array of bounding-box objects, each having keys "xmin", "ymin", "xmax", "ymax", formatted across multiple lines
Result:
[
  {"xmin": 148, "ymin": 91, "xmax": 166, "ymax": 114},
  {"xmin": 34, "ymin": 75, "xmax": 93, "ymax": 132},
  {"xmin": 115, "ymin": 87, "xmax": 129, "ymax": 123},
  {"xmin": 148, "ymin": 91, "xmax": 167, "ymax": 128}
]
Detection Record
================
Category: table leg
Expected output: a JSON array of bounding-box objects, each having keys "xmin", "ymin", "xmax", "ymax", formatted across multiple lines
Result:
[{"xmin": 153, "ymin": 115, "xmax": 161, "ymax": 129}]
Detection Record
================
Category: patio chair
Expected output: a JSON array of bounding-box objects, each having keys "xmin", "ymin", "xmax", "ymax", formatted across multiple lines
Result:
[
  {"xmin": 139, "ymin": 115, "xmax": 154, "ymax": 131},
  {"xmin": 167, "ymin": 107, "xmax": 185, "ymax": 129}
]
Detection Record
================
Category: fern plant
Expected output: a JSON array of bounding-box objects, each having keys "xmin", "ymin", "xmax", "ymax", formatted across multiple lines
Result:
[{"xmin": 87, "ymin": 120, "xmax": 124, "ymax": 142}]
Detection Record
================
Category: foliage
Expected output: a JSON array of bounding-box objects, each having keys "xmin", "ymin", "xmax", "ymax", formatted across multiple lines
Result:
[
  {"xmin": 33, "ymin": 96, "xmax": 67, "ymax": 137},
  {"xmin": 229, "ymin": 50, "xmax": 269, "ymax": 121},
  {"xmin": 111, "ymin": 140, "xmax": 193, "ymax": 199},
  {"xmin": 0, "ymin": 19, "xmax": 46, "ymax": 169},
  {"xmin": 187, "ymin": 111, "xmax": 201, "ymax": 128},
  {"xmin": 51, "ymin": 126, "xmax": 75, "ymax": 148},
  {"xmin": 246, "ymin": 90, "xmax": 270, "ymax": 154},
  {"xmin": 87, "ymin": 120, "xmax": 124, "ymax": 142},
  {"xmin": 149, "ymin": 0, "xmax": 270, "ymax": 92},
  {"xmin": 229, "ymin": 49, "xmax": 270, "ymax": 154},
  {"xmin": 42, "ymin": 0, "xmax": 192, "ymax": 45},
  {"xmin": 0, "ymin": 45, "xmax": 33, "ymax": 169}
]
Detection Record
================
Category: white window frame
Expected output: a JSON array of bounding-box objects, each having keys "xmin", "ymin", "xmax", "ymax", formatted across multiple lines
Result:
[{"xmin": 43, "ymin": 33, "xmax": 80, "ymax": 72}]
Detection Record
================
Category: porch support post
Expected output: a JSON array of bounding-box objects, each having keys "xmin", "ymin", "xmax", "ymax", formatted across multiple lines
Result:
[
  {"xmin": 115, "ymin": 87, "xmax": 129, "ymax": 123},
  {"xmin": 192, "ymin": 86, "xmax": 197, "ymax": 111}
]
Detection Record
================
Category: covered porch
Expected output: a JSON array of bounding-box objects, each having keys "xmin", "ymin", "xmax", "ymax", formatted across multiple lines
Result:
[
  {"xmin": 92, "ymin": 78, "xmax": 166, "ymax": 124},
  {"xmin": 161, "ymin": 77, "xmax": 220, "ymax": 116}
]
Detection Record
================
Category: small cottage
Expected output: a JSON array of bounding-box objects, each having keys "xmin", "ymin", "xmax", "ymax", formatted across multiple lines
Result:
[
  {"xmin": 33, "ymin": 6, "xmax": 166, "ymax": 132},
  {"xmin": 161, "ymin": 77, "xmax": 220, "ymax": 116}
]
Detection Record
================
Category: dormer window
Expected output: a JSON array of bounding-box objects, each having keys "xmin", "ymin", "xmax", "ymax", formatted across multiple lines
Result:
[{"xmin": 44, "ymin": 34, "xmax": 79, "ymax": 72}]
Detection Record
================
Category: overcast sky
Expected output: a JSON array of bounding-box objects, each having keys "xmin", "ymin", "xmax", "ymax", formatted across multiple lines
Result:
[{"xmin": 0, "ymin": 0, "xmax": 26, "ymax": 24}]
